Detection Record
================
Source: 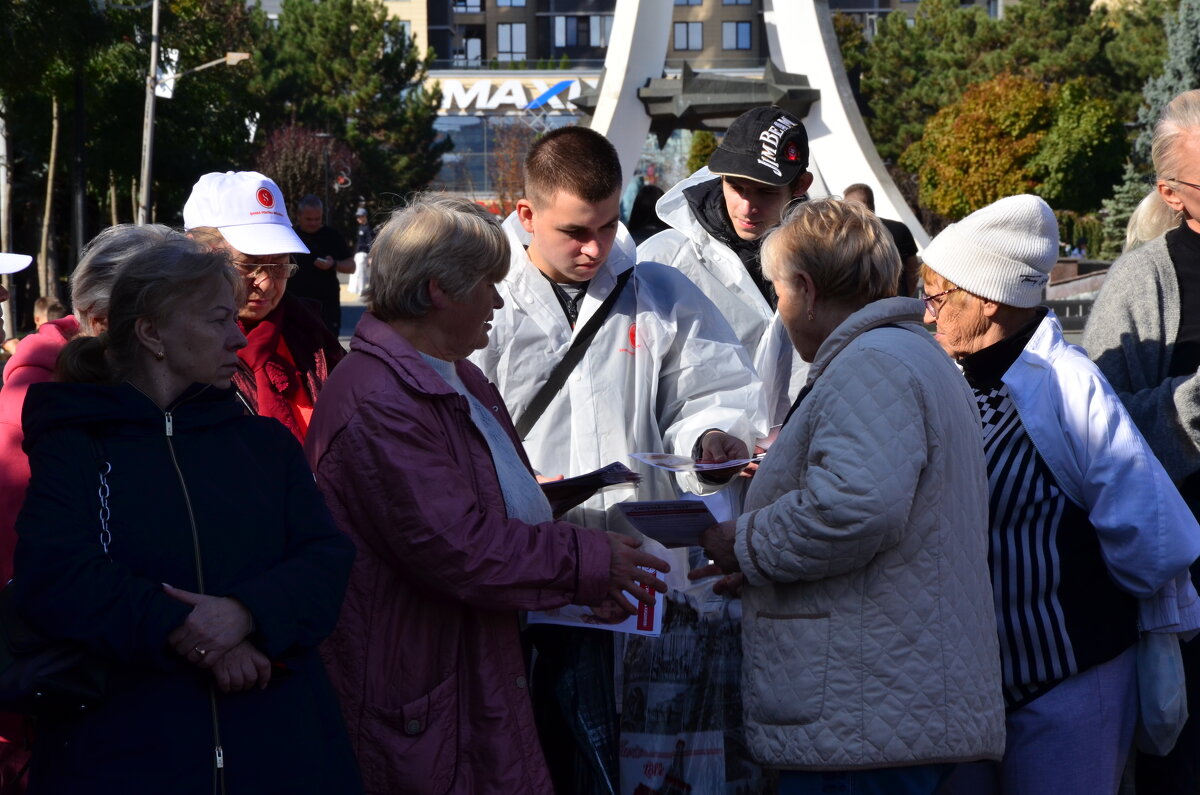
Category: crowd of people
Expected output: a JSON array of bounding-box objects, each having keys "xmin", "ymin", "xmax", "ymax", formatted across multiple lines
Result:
[{"xmin": 0, "ymin": 90, "xmax": 1196, "ymax": 795}]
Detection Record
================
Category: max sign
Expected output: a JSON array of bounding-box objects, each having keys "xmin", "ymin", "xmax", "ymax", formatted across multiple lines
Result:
[{"xmin": 438, "ymin": 78, "xmax": 598, "ymax": 112}]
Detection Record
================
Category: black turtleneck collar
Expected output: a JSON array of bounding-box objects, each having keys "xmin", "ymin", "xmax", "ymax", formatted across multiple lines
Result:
[{"xmin": 959, "ymin": 307, "xmax": 1048, "ymax": 391}]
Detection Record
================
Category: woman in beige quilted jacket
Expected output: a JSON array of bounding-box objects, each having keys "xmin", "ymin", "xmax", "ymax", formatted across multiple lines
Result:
[{"xmin": 697, "ymin": 198, "xmax": 1005, "ymax": 795}]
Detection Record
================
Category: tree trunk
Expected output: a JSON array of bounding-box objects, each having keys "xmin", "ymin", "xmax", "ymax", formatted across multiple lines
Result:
[
  {"xmin": 109, "ymin": 172, "xmax": 119, "ymax": 227},
  {"xmin": 39, "ymin": 97, "xmax": 60, "ymax": 299}
]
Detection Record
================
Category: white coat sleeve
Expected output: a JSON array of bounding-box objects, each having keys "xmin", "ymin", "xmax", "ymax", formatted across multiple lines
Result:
[
  {"xmin": 1060, "ymin": 367, "xmax": 1200, "ymax": 600},
  {"xmin": 649, "ymin": 269, "xmax": 768, "ymax": 495}
]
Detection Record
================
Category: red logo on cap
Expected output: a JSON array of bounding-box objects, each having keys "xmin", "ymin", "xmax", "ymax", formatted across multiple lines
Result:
[
  {"xmin": 256, "ymin": 188, "xmax": 275, "ymax": 209},
  {"xmin": 785, "ymin": 142, "xmax": 799, "ymax": 162}
]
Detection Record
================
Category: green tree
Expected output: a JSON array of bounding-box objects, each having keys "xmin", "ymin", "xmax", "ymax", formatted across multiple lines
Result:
[
  {"xmin": 903, "ymin": 73, "xmax": 1125, "ymax": 220},
  {"xmin": 1028, "ymin": 80, "xmax": 1126, "ymax": 212},
  {"xmin": 1102, "ymin": 0, "xmax": 1199, "ymax": 256},
  {"xmin": 1132, "ymin": 0, "xmax": 1200, "ymax": 164},
  {"xmin": 861, "ymin": 0, "xmax": 1001, "ymax": 162},
  {"xmin": 1103, "ymin": 0, "xmax": 1178, "ymax": 122},
  {"xmin": 255, "ymin": 0, "xmax": 450, "ymax": 212},
  {"xmin": 687, "ymin": 131, "xmax": 717, "ymax": 175},
  {"xmin": 901, "ymin": 74, "xmax": 1049, "ymax": 220},
  {"xmin": 1100, "ymin": 160, "xmax": 1154, "ymax": 258}
]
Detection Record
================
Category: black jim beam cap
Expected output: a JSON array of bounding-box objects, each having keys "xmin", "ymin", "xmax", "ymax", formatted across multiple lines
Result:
[{"xmin": 708, "ymin": 106, "xmax": 809, "ymax": 187}]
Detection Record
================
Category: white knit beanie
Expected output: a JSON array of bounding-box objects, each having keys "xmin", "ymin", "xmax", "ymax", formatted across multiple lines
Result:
[{"xmin": 921, "ymin": 194, "xmax": 1059, "ymax": 308}]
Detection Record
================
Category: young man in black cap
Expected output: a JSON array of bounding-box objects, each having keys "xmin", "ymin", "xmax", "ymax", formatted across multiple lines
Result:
[{"xmin": 639, "ymin": 106, "xmax": 812, "ymax": 424}]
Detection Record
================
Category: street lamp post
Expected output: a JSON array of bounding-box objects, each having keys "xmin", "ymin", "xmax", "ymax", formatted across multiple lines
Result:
[
  {"xmin": 136, "ymin": 0, "xmax": 161, "ymax": 226},
  {"xmin": 135, "ymin": 0, "xmax": 250, "ymax": 224}
]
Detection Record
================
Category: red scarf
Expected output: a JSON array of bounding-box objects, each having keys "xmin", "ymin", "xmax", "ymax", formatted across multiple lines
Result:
[{"xmin": 237, "ymin": 303, "xmax": 307, "ymax": 439}]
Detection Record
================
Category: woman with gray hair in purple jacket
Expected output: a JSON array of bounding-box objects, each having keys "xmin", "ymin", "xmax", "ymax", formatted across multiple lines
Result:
[{"xmin": 304, "ymin": 194, "xmax": 669, "ymax": 795}]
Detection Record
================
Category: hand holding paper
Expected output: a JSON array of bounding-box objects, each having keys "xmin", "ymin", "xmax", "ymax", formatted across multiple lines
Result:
[{"xmin": 607, "ymin": 532, "xmax": 669, "ymax": 614}]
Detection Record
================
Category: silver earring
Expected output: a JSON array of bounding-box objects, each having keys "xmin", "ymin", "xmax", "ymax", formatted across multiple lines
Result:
[
  {"xmin": 154, "ymin": 350, "xmax": 164, "ymax": 361},
  {"xmin": 807, "ymin": 308, "xmax": 815, "ymax": 321}
]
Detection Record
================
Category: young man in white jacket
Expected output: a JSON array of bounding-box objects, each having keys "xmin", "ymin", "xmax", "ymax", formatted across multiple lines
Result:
[
  {"xmin": 470, "ymin": 126, "xmax": 766, "ymax": 539},
  {"xmin": 638, "ymin": 106, "xmax": 812, "ymax": 424},
  {"xmin": 469, "ymin": 125, "xmax": 767, "ymax": 792}
]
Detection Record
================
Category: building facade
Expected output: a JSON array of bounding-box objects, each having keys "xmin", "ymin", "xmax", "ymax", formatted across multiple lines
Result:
[{"xmin": 383, "ymin": 0, "xmax": 771, "ymax": 198}]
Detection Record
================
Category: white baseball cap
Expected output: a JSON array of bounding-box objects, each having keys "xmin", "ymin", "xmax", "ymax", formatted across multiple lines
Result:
[
  {"xmin": 0, "ymin": 253, "xmax": 33, "ymax": 274},
  {"xmin": 182, "ymin": 171, "xmax": 309, "ymax": 256}
]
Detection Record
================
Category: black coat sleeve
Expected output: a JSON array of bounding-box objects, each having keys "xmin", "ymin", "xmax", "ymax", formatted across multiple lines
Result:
[{"xmin": 13, "ymin": 429, "xmax": 191, "ymax": 668}]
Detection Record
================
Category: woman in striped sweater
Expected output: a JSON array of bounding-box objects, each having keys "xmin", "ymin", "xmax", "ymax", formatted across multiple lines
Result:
[{"xmin": 919, "ymin": 194, "xmax": 1200, "ymax": 795}]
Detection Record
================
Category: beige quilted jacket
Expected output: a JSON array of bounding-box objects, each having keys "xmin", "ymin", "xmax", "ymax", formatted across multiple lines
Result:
[{"xmin": 733, "ymin": 297, "xmax": 1005, "ymax": 770}]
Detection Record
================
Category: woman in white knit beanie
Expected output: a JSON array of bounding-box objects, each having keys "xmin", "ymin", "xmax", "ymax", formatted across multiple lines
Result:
[{"xmin": 923, "ymin": 194, "xmax": 1200, "ymax": 795}]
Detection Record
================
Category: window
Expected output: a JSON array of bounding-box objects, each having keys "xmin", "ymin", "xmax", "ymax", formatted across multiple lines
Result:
[
  {"xmin": 497, "ymin": 0, "xmax": 526, "ymax": 6},
  {"xmin": 723, "ymin": 0, "xmax": 751, "ymax": 4},
  {"xmin": 397, "ymin": 20, "xmax": 412, "ymax": 42},
  {"xmin": 722, "ymin": 21, "xmax": 751, "ymax": 49},
  {"xmin": 675, "ymin": 0, "xmax": 702, "ymax": 5},
  {"xmin": 452, "ymin": 0, "xmax": 481, "ymax": 11},
  {"xmin": 590, "ymin": 15, "xmax": 614, "ymax": 47},
  {"xmin": 554, "ymin": 16, "xmax": 580, "ymax": 47},
  {"xmin": 673, "ymin": 21, "xmax": 702, "ymax": 50},
  {"xmin": 497, "ymin": 22, "xmax": 526, "ymax": 61}
]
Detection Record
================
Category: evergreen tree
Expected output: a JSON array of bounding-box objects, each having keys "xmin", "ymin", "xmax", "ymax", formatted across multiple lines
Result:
[
  {"xmin": 1132, "ymin": 0, "xmax": 1200, "ymax": 164},
  {"xmin": 860, "ymin": 0, "xmax": 1001, "ymax": 162},
  {"xmin": 687, "ymin": 131, "xmax": 717, "ymax": 175},
  {"xmin": 1099, "ymin": 160, "xmax": 1154, "ymax": 258},
  {"xmin": 255, "ymin": 0, "xmax": 450, "ymax": 214}
]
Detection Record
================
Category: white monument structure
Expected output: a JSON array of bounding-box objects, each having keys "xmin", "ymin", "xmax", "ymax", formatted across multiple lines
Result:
[{"xmin": 586, "ymin": 0, "xmax": 929, "ymax": 246}]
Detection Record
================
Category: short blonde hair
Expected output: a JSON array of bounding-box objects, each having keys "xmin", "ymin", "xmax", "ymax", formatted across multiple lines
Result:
[
  {"xmin": 368, "ymin": 195, "xmax": 509, "ymax": 321},
  {"xmin": 762, "ymin": 198, "xmax": 900, "ymax": 307}
]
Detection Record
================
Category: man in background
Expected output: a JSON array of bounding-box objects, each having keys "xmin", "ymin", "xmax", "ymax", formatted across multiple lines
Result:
[
  {"xmin": 291, "ymin": 195, "xmax": 354, "ymax": 336},
  {"xmin": 348, "ymin": 207, "xmax": 373, "ymax": 296},
  {"xmin": 843, "ymin": 182, "xmax": 921, "ymax": 296}
]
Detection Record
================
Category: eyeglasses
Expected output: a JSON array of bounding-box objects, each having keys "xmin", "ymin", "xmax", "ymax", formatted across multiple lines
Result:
[
  {"xmin": 230, "ymin": 259, "xmax": 298, "ymax": 280},
  {"xmin": 921, "ymin": 287, "xmax": 961, "ymax": 319},
  {"xmin": 1167, "ymin": 177, "xmax": 1200, "ymax": 192}
]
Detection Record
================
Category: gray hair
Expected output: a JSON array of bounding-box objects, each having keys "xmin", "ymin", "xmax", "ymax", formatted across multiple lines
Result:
[
  {"xmin": 298, "ymin": 194, "xmax": 323, "ymax": 213},
  {"xmin": 71, "ymin": 224, "xmax": 181, "ymax": 336},
  {"xmin": 1140, "ymin": 89, "xmax": 1200, "ymax": 235},
  {"xmin": 762, "ymin": 198, "xmax": 899, "ymax": 308},
  {"xmin": 1125, "ymin": 189, "xmax": 1179, "ymax": 251},
  {"xmin": 58, "ymin": 236, "xmax": 242, "ymax": 384},
  {"xmin": 367, "ymin": 195, "xmax": 509, "ymax": 322}
]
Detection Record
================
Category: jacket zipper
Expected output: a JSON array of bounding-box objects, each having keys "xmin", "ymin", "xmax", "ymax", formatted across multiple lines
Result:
[{"xmin": 163, "ymin": 410, "xmax": 227, "ymax": 795}]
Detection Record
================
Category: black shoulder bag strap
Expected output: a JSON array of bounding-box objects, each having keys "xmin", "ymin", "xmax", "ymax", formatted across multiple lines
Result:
[{"xmin": 514, "ymin": 267, "xmax": 634, "ymax": 440}]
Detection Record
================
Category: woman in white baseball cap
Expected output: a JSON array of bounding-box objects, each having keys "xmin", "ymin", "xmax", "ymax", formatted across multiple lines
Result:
[
  {"xmin": 922, "ymin": 194, "xmax": 1200, "ymax": 795},
  {"xmin": 183, "ymin": 171, "xmax": 345, "ymax": 442}
]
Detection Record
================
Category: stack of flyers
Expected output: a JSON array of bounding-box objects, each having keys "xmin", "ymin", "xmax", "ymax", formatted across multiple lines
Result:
[{"xmin": 539, "ymin": 461, "xmax": 641, "ymax": 516}]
